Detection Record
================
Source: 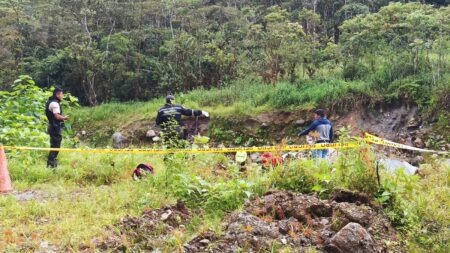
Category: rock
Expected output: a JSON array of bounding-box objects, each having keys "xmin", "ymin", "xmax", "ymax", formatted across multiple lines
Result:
[
  {"xmin": 146, "ymin": 130, "xmax": 157, "ymax": 138},
  {"xmin": 295, "ymin": 119, "xmax": 306, "ymax": 126},
  {"xmin": 36, "ymin": 241, "xmax": 58, "ymax": 253},
  {"xmin": 326, "ymin": 222, "xmax": 376, "ymax": 253},
  {"xmin": 161, "ymin": 210, "xmax": 172, "ymax": 221},
  {"xmin": 278, "ymin": 217, "xmax": 302, "ymax": 234},
  {"xmin": 152, "ymin": 136, "xmax": 161, "ymax": 142},
  {"xmin": 409, "ymin": 156, "xmax": 424, "ymax": 166},
  {"xmin": 331, "ymin": 189, "xmax": 371, "ymax": 205},
  {"xmin": 112, "ymin": 132, "xmax": 128, "ymax": 149},
  {"xmin": 227, "ymin": 212, "xmax": 280, "ymax": 239},
  {"xmin": 334, "ymin": 203, "xmax": 372, "ymax": 226},
  {"xmin": 407, "ymin": 117, "xmax": 422, "ymax": 130},
  {"xmin": 250, "ymin": 153, "xmax": 261, "ymax": 163},
  {"xmin": 320, "ymin": 218, "xmax": 330, "ymax": 226},
  {"xmin": 414, "ymin": 138, "xmax": 425, "ymax": 148},
  {"xmin": 307, "ymin": 203, "xmax": 333, "ymax": 217},
  {"xmin": 199, "ymin": 239, "xmax": 210, "ymax": 246},
  {"xmin": 380, "ymin": 158, "xmax": 418, "ymax": 175}
]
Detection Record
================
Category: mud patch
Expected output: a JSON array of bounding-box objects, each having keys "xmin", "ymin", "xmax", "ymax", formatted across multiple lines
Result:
[
  {"xmin": 92, "ymin": 201, "xmax": 191, "ymax": 251},
  {"xmin": 185, "ymin": 191, "xmax": 404, "ymax": 252}
]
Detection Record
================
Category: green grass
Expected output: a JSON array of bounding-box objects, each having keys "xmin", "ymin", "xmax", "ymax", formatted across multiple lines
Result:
[
  {"xmin": 2, "ymin": 76, "xmax": 449, "ymax": 251},
  {"xmin": 1, "ymin": 143, "xmax": 448, "ymax": 251},
  {"xmin": 70, "ymin": 78, "xmax": 372, "ymax": 145}
]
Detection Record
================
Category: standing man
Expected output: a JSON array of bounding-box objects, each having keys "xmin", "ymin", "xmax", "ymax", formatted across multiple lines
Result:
[
  {"xmin": 156, "ymin": 95, "xmax": 209, "ymax": 144},
  {"xmin": 298, "ymin": 109, "xmax": 333, "ymax": 159},
  {"xmin": 45, "ymin": 88, "xmax": 68, "ymax": 168}
]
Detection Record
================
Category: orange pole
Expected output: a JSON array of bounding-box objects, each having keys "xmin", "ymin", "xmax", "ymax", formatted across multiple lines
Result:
[{"xmin": 0, "ymin": 146, "xmax": 13, "ymax": 193}]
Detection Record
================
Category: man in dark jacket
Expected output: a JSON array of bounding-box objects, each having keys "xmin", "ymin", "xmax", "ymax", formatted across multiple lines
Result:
[
  {"xmin": 45, "ymin": 88, "xmax": 69, "ymax": 168},
  {"xmin": 156, "ymin": 95, "xmax": 209, "ymax": 143},
  {"xmin": 298, "ymin": 109, "xmax": 333, "ymax": 158}
]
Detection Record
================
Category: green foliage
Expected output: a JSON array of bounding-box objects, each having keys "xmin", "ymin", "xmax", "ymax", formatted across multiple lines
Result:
[
  {"xmin": 334, "ymin": 129, "xmax": 379, "ymax": 194},
  {"xmin": 172, "ymin": 174, "xmax": 254, "ymax": 213},
  {"xmin": 0, "ymin": 75, "xmax": 79, "ymax": 148},
  {"xmin": 1, "ymin": 0, "xmax": 446, "ymax": 112},
  {"xmin": 270, "ymin": 160, "xmax": 319, "ymax": 194},
  {"xmin": 379, "ymin": 162, "xmax": 450, "ymax": 252},
  {"xmin": 268, "ymin": 80, "xmax": 369, "ymax": 109}
]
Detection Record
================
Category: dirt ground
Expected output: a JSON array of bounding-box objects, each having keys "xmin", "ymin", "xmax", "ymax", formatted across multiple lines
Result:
[
  {"xmin": 91, "ymin": 200, "xmax": 191, "ymax": 252},
  {"xmin": 90, "ymin": 190, "xmax": 404, "ymax": 252},
  {"xmin": 184, "ymin": 190, "xmax": 404, "ymax": 253}
]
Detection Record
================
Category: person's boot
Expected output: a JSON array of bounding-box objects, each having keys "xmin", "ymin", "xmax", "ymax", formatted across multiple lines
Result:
[{"xmin": 47, "ymin": 159, "xmax": 57, "ymax": 168}]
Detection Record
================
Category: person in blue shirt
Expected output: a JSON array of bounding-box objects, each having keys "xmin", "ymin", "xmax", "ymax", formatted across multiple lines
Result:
[{"xmin": 298, "ymin": 109, "xmax": 333, "ymax": 159}]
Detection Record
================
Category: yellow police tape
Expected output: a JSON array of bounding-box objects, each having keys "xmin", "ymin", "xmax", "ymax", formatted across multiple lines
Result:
[
  {"xmin": 0, "ymin": 133, "xmax": 448, "ymax": 155},
  {"xmin": 364, "ymin": 133, "xmax": 449, "ymax": 155},
  {"xmin": 0, "ymin": 142, "xmax": 361, "ymax": 155}
]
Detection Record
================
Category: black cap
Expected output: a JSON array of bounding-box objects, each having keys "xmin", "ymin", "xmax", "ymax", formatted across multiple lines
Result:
[
  {"xmin": 314, "ymin": 109, "xmax": 325, "ymax": 118},
  {"xmin": 166, "ymin": 95, "xmax": 175, "ymax": 104}
]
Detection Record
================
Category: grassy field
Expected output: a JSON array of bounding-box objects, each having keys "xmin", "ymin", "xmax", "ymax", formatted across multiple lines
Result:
[
  {"xmin": 1, "ymin": 79, "xmax": 449, "ymax": 252},
  {"xmin": 1, "ymin": 140, "xmax": 448, "ymax": 251},
  {"xmin": 71, "ymin": 79, "xmax": 373, "ymax": 146}
]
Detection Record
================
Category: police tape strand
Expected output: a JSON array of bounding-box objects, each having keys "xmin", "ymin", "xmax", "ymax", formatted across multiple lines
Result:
[{"xmin": 0, "ymin": 133, "xmax": 448, "ymax": 155}]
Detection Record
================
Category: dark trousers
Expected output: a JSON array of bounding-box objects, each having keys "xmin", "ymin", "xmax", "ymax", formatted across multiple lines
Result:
[{"xmin": 47, "ymin": 125, "xmax": 62, "ymax": 168}]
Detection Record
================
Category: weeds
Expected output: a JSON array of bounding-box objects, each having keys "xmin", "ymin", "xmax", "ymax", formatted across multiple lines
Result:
[{"xmin": 1, "ymin": 132, "xmax": 448, "ymax": 251}]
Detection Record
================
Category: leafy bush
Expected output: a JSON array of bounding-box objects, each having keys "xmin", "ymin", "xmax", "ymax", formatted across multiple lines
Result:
[
  {"xmin": 0, "ymin": 75, "xmax": 79, "ymax": 148},
  {"xmin": 380, "ymin": 162, "xmax": 450, "ymax": 252},
  {"xmin": 270, "ymin": 160, "xmax": 318, "ymax": 193},
  {"xmin": 343, "ymin": 61, "xmax": 370, "ymax": 80},
  {"xmin": 171, "ymin": 174, "xmax": 254, "ymax": 213}
]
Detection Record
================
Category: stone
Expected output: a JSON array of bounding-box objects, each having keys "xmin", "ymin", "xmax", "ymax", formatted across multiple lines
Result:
[
  {"xmin": 161, "ymin": 210, "xmax": 172, "ymax": 221},
  {"xmin": 327, "ymin": 222, "xmax": 376, "ymax": 253},
  {"xmin": 112, "ymin": 132, "xmax": 128, "ymax": 149},
  {"xmin": 295, "ymin": 119, "xmax": 306, "ymax": 126},
  {"xmin": 278, "ymin": 217, "xmax": 302, "ymax": 234},
  {"xmin": 307, "ymin": 203, "xmax": 333, "ymax": 217},
  {"xmin": 199, "ymin": 239, "xmax": 210, "ymax": 246},
  {"xmin": 409, "ymin": 156, "xmax": 424, "ymax": 166},
  {"xmin": 380, "ymin": 158, "xmax": 418, "ymax": 175},
  {"xmin": 250, "ymin": 153, "xmax": 261, "ymax": 163},
  {"xmin": 152, "ymin": 136, "xmax": 161, "ymax": 142},
  {"xmin": 331, "ymin": 189, "xmax": 371, "ymax": 205},
  {"xmin": 414, "ymin": 138, "xmax": 425, "ymax": 148},
  {"xmin": 334, "ymin": 203, "xmax": 372, "ymax": 226},
  {"xmin": 407, "ymin": 117, "xmax": 422, "ymax": 130},
  {"xmin": 146, "ymin": 130, "xmax": 157, "ymax": 138}
]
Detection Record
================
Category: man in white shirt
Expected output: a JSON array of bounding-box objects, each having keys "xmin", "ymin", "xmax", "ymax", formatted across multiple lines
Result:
[{"xmin": 45, "ymin": 88, "xmax": 69, "ymax": 168}]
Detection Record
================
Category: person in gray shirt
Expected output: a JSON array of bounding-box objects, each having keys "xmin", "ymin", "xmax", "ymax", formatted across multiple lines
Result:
[{"xmin": 298, "ymin": 109, "xmax": 333, "ymax": 158}]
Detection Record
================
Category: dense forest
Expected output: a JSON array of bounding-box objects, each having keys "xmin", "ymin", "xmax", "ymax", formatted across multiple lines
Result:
[
  {"xmin": 1, "ymin": 1, "xmax": 450, "ymax": 252},
  {"xmin": 0, "ymin": 0, "xmax": 449, "ymax": 107}
]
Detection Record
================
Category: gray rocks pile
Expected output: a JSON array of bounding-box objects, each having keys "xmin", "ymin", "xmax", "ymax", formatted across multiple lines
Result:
[{"xmin": 185, "ymin": 190, "xmax": 402, "ymax": 252}]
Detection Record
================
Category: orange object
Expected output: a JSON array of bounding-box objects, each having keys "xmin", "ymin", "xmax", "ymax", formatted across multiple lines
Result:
[
  {"xmin": 261, "ymin": 152, "xmax": 283, "ymax": 167},
  {"xmin": 0, "ymin": 146, "xmax": 13, "ymax": 193}
]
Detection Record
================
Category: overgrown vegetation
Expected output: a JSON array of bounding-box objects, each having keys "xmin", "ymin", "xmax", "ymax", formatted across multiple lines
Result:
[
  {"xmin": 1, "ymin": 139, "xmax": 448, "ymax": 251},
  {"xmin": 0, "ymin": 75, "xmax": 78, "ymax": 148},
  {"xmin": 0, "ymin": 1, "xmax": 448, "ymax": 113},
  {"xmin": 1, "ymin": 0, "xmax": 449, "ymax": 252}
]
